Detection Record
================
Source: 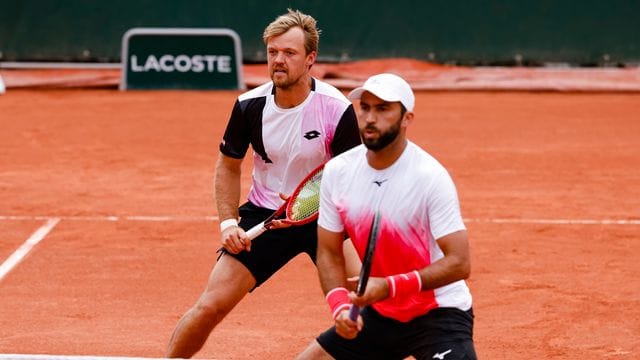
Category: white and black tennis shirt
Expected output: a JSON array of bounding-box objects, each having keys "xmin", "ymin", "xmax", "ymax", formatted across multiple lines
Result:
[{"xmin": 220, "ymin": 78, "xmax": 360, "ymax": 210}]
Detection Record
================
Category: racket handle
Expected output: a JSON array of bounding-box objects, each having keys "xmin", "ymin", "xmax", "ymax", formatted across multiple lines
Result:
[
  {"xmin": 348, "ymin": 305, "xmax": 360, "ymax": 321},
  {"xmin": 245, "ymin": 222, "xmax": 267, "ymax": 240}
]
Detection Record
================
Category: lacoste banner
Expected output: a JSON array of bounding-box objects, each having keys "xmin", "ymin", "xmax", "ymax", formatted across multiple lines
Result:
[{"xmin": 120, "ymin": 28, "xmax": 244, "ymax": 90}]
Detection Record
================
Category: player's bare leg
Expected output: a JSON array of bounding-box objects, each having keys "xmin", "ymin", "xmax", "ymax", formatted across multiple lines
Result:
[
  {"xmin": 165, "ymin": 254, "xmax": 256, "ymax": 358},
  {"xmin": 295, "ymin": 340, "xmax": 334, "ymax": 360}
]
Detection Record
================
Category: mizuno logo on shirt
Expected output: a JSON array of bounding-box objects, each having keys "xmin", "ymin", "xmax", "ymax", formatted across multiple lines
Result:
[
  {"xmin": 373, "ymin": 179, "xmax": 388, "ymax": 187},
  {"xmin": 432, "ymin": 349, "xmax": 452, "ymax": 359},
  {"xmin": 304, "ymin": 130, "xmax": 321, "ymax": 140}
]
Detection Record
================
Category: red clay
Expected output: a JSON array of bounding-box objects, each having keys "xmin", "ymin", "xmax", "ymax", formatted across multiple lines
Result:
[
  {"xmin": 0, "ymin": 88, "xmax": 639, "ymax": 359},
  {"xmin": 3, "ymin": 59, "xmax": 640, "ymax": 91}
]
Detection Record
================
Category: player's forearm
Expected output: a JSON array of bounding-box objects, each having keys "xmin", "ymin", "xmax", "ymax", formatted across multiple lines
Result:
[
  {"xmin": 417, "ymin": 230, "xmax": 470, "ymax": 291},
  {"xmin": 317, "ymin": 252, "xmax": 348, "ymax": 294},
  {"xmin": 416, "ymin": 254, "xmax": 470, "ymax": 290},
  {"xmin": 317, "ymin": 234, "xmax": 353, "ymax": 320},
  {"xmin": 386, "ymin": 230, "xmax": 470, "ymax": 298},
  {"xmin": 214, "ymin": 155, "xmax": 242, "ymax": 221},
  {"xmin": 316, "ymin": 229, "xmax": 349, "ymax": 294}
]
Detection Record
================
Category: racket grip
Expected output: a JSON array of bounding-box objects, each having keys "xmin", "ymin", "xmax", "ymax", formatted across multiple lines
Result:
[
  {"xmin": 348, "ymin": 305, "xmax": 360, "ymax": 321},
  {"xmin": 245, "ymin": 222, "xmax": 267, "ymax": 240}
]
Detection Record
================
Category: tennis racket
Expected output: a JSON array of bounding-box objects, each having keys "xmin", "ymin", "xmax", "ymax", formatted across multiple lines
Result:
[
  {"xmin": 349, "ymin": 210, "xmax": 382, "ymax": 321},
  {"xmin": 244, "ymin": 163, "xmax": 324, "ymax": 240}
]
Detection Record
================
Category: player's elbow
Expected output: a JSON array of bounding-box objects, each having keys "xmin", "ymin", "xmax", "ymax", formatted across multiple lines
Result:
[
  {"xmin": 452, "ymin": 255, "xmax": 471, "ymax": 280},
  {"xmin": 460, "ymin": 261, "xmax": 471, "ymax": 280}
]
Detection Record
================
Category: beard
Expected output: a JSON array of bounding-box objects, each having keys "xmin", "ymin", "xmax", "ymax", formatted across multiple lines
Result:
[
  {"xmin": 361, "ymin": 114, "xmax": 402, "ymax": 152},
  {"xmin": 270, "ymin": 68, "xmax": 303, "ymax": 89}
]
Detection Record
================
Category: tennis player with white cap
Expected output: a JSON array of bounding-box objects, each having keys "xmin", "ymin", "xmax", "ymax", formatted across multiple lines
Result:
[
  {"xmin": 296, "ymin": 73, "xmax": 477, "ymax": 360},
  {"xmin": 348, "ymin": 72, "xmax": 415, "ymax": 111}
]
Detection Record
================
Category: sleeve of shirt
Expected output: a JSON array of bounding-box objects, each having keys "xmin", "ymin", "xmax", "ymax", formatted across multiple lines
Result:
[
  {"xmin": 219, "ymin": 99, "xmax": 250, "ymax": 159},
  {"xmin": 329, "ymin": 104, "xmax": 361, "ymax": 157},
  {"xmin": 318, "ymin": 161, "xmax": 344, "ymax": 233},
  {"xmin": 427, "ymin": 170, "xmax": 466, "ymax": 240}
]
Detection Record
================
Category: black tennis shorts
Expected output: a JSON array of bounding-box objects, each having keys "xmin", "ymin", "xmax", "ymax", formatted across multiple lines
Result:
[
  {"xmin": 220, "ymin": 201, "xmax": 318, "ymax": 288},
  {"xmin": 317, "ymin": 307, "xmax": 477, "ymax": 360}
]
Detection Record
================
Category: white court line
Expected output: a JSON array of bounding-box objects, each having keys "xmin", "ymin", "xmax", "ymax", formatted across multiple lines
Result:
[
  {"xmin": 0, "ymin": 215, "xmax": 218, "ymax": 222},
  {"xmin": 464, "ymin": 218, "xmax": 640, "ymax": 225},
  {"xmin": 0, "ymin": 218, "xmax": 61, "ymax": 282},
  {"xmin": 0, "ymin": 356, "xmax": 171, "ymax": 360},
  {"xmin": 0, "ymin": 215, "xmax": 638, "ymax": 225}
]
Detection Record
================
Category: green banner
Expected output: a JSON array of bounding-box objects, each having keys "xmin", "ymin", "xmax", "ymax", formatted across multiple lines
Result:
[
  {"xmin": 1, "ymin": 1, "xmax": 639, "ymax": 66},
  {"xmin": 121, "ymin": 28, "xmax": 244, "ymax": 90}
]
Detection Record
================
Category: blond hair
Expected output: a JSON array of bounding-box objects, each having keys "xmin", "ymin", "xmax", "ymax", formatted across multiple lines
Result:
[{"xmin": 263, "ymin": 8, "xmax": 320, "ymax": 55}]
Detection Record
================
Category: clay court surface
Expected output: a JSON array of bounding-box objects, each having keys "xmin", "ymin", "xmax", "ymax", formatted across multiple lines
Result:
[{"xmin": 0, "ymin": 86, "xmax": 639, "ymax": 359}]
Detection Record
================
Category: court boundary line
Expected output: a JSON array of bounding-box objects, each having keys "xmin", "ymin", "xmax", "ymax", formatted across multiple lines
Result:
[
  {"xmin": 0, "ymin": 215, "xmax": 218, "ymax": 222},
  {"xmin": 464, "ymin": 217, "xmax": 640, "ymax": 225},
  {"xmin": 0, "ymin": 355, "xmax": 172, "ymax": 360},
  {"xmin": 0, "ymin": 215, "xmax": 638, "ymax": 225},
  {"xmin": 4, "ymin": 214, "xmax": 635, "ymax": 283},
  {"xmin": 0, "ymin": 218, "xmax": 60, "ymax": 282}
]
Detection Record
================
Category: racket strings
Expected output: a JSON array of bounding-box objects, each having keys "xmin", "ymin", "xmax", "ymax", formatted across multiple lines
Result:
[{"xmin": 289, "ymin": 170, "xmax": 323, "ymax": 221}]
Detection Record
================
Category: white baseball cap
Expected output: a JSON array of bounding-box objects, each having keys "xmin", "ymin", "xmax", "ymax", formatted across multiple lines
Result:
[{"xmin": 348, "ymin": 73, "xmax": 415, "ymax": 112}]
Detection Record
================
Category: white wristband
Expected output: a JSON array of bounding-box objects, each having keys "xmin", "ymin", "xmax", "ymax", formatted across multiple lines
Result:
[{"xmin": 219, "ymin": 218, "xmax": 239, "ymax": 232}]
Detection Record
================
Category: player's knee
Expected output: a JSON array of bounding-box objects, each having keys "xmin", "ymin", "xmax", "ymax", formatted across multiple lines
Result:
[
  {"xmin": 295, "ymin": 340, "xmax": 331, "ymax": 360},
  {"xmin": 193, "ymin": 294, "xmax": 236, "ymax": 322},
  {"xmin": 192, "ymin": 301, "xmax": 221, "ymax": 321}
]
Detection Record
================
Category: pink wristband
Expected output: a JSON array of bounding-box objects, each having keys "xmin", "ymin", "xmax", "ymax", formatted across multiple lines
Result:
[
  {"xmin": 325, "ymin": 287, "xmax": 351, "ymax": 319},
  {"xmin": 386, "ymin": 270, "xmax": 422, "ymax": 298}
]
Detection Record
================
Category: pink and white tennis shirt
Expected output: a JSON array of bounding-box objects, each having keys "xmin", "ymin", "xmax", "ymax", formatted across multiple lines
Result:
[
  {"xmin": 319, "ymin": 142, "xmax": 473, "ymax": 322},
  {"xmin": 220, "ymin": 78, "xmax": 360, "ymax": 210}
]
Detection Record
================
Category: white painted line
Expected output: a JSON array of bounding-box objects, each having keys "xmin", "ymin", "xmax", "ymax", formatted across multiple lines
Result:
[
  {"xmin": 0, "ymin": 215, "xmax": 637, "ymax": 225},
  {"xmin": 0, "ymin": 215, "xmax": 218, "ymax": 222},
  {"xmin": 464, "ymin": 218, "xmax": 640, "ymax": 225},
  {"xmin": 124, "ymin": 215, "xmax": 217, "ymax": 222},
  {"xmin": 0, "ymin": 218, "xmax": 61, "ymax": 282},
  {"xmin": 0, "ymin": 355, "xmax": 173, "ymax": 360}
]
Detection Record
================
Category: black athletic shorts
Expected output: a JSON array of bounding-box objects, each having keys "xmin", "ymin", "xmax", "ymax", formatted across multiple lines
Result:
[
  {"xmin": 219, "ymin": 201, "xmax": 318, "ymax": 288},
  {"xmin": 317, "ymin": 306, "xmax": 477, "ymax": 360}
]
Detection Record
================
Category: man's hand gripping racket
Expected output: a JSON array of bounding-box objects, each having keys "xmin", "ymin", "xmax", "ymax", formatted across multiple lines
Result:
[
  {"xmin": 244, "ymin": 163, "xmax": 324, "ymax": 241},
  {"xmin": 349, "ymin": 211, "xmax": 382, "ymax": 321}
]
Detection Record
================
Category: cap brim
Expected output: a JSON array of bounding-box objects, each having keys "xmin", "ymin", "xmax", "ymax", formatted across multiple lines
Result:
[
  {"xmin": 347, "ymin": 87, "xmax": 366, "ymax": 100},
  {"xmin": 348, "ymin": 85, "xmax": 403, "ymax": 103}
]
